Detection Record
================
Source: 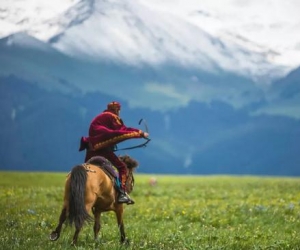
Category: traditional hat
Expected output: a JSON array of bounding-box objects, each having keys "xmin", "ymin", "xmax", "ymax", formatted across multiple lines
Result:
[{"xmin": 107, "ymin": 101, "xmax": 121, "ymax": 111}]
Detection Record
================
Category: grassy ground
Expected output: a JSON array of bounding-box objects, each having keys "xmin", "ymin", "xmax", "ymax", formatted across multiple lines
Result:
[{"xmin": 1, "ymin": 171, "xmax": 300, "ymax": 249}]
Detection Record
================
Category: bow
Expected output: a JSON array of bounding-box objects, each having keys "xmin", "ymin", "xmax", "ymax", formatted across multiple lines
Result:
[{"xmin": 114, "ymin": 118, "xmax": 151, "ymax": 151}]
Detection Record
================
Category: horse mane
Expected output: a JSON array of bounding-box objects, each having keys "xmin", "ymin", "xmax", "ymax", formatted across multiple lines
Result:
[{"xmin": 119, "ymin": 155, "xmax": 139, "ymax": 169}]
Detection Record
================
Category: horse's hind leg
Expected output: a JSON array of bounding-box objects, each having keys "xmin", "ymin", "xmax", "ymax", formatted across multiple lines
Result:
[
  {"xmin": 50, "ymin": 207, "xmax": 67, "ymax": 241},
  {"xmin": 71, "ymin": 226, "xmax": 82, "ymax": 246},
  {"xmin": 115, "ymin": 206, "xmax": 129, "ymax": 245},
  {"xmin": 92, "ymin": 207, "xmax": 101, "ymax": 240},
  {"xmin": 72, "ymin": 201, "xmax": 94, "ymax": 245}
]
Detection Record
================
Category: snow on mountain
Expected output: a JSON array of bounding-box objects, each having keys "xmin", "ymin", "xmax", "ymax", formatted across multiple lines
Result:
[
  {"xmin": 139, "ymin": 0, "xmax": 300, "ymax": 69},
  {"xmin": 1, "ymin": 0, "xmax": 298, "ymax": 82},
  {"xmin": 2, "ymin": 31, "xmax": 55, "ymax": 52},
  {"xmin": 0, "ymin": 0, "xmax": 79, "ymax": 40},
  {"xmin": 49, "ymin": 0, "xmax": 286, "ymax": 82}
]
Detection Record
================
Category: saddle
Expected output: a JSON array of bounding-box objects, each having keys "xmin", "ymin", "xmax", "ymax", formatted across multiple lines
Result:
[{"xmin": 86, "ymin": 156, "xmax": 121, "ymax": 190}]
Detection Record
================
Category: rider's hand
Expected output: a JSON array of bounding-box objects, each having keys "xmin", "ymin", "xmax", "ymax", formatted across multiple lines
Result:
[{"xmin": 142, "ymin": 132, "xmax": 149, "ymax": 138}]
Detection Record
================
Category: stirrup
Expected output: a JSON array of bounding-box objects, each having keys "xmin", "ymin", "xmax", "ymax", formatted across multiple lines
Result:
[
  {"xmin": 117, "ymin": 192, "xmax": 134, "ymax": 204},
  {"xmin": 125, "ymin": 193, "xmax": 135, "ymax": 205},
  {"xmin": 117, "ymin": 192, "xmax": 130, "ymax": 203},
  {"xmin": 126, "ymin": 198, "xmax": 135, "ymax": 205}
]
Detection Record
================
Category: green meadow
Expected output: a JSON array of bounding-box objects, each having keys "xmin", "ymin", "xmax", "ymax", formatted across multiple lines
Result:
[{"xmin": 1, "ymin": 171, "xmax": 300, "ymax": 250}]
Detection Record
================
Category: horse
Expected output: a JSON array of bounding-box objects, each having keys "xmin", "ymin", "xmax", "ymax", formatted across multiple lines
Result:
[{"xmin": 49, "ymin": 155, "xmax": 138, "ymax": 245}]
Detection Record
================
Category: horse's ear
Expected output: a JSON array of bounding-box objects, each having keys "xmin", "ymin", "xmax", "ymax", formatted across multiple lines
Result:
[{"xmin": 119, "ymin": 155, "xmax": 139, "ymax": 169}]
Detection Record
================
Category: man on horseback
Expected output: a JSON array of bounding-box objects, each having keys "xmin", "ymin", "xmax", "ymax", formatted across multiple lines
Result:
[{"xmin": 79, "ymin": 101, "xmax": 149, "ymax": 204}]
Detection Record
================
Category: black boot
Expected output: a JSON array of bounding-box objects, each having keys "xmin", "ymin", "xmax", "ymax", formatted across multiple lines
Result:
[
  {"xmin": 118, "ymin": 174, "xmax": 135, "ymax": 205},
  {"xmin": 118, "ymin": 190, "xmax": 135, "ymax": 205},
  {"xmin": 126, "ymin": 197, "xmax": 135, "ymax": 205}
]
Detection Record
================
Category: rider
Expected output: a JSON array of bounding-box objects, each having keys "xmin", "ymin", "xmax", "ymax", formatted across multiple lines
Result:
[{"xmin": 79, "ymin": 101, "xmax": 149, "ymax": 204}]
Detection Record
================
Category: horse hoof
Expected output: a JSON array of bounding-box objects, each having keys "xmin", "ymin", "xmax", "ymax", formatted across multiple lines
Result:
[
  {"xmin": 71, "ymin": 241, "xmax": 77, "ymax": 246},
  {"xmin": 121, "ymin": 238, "xmax": 130, "ymax": 246},
  {"xmin": 49, "ymin": 231, "xmax": 59, "ymax": 241}
]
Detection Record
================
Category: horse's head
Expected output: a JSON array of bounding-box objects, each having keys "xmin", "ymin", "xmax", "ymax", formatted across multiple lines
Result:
[{"xmin": 119, "ymin": 155, "xmax": 138, "ymax": 193}]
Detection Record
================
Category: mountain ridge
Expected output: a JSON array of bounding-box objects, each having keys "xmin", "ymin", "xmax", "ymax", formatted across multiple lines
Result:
[{"xmin": 1, "ymin": 74, "xmax": 299, "ymax": 175}]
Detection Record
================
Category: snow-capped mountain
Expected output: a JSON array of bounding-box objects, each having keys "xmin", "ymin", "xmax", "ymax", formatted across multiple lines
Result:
[
  {"xmin": 1, "ymin": 0, "xmax": 300, "ymax": 116},
  {"xmin": 139, "ymin": 0, "xmax": 300, "ymax": 69},
  {"xmin": 1, "ymin": 0, "xmax": 298, "ymax": 82}
]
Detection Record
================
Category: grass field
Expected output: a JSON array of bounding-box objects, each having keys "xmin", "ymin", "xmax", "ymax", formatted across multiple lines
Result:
[{"xmin": 1, "ymin": 171, "xmax": 300, "ymax": 249}]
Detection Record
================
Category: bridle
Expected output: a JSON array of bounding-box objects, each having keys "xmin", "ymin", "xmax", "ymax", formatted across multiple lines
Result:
[{"xmin": 125, "ymin": 169, "xmax": 135, "ymax": 191}]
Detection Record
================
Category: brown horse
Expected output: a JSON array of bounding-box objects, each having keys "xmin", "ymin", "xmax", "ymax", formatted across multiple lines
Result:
[{"xmin": 49, "ymin": 155, "xmax": 138, "ymax": 245}]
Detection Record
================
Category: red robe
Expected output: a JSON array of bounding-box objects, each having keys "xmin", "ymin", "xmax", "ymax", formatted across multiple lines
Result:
[
  {"xmin": 79, "ymin": 110, "xmax": 143, "ymax": 152},
  {"xmin": 79, "ymin": 110, "xmax": 144, "ymax": 179}
]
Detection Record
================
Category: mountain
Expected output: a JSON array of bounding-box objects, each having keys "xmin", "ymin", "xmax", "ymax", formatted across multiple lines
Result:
[
  {"xmin": 1, "ymin": 72, "xmax": 299, "ymax": 175},
  {"xmin": 0, "ymin": 0, "xmax": 300, "ymax": 175},
  {"xmin": 252, "ymin": 66, "xmax": 300, "ymax": 119},
  {"xmin": 138, "ymin": 0, "xmax": 300, "ymax": 70},
  {"xmin": 0, "ymin": 32, "xmax": 266, "ymax": 112},
  {"xmin": 2, "ymin": 0, "xmax": 299, "ymax": 75},
  {"xmin": 48, "ymin": 0, "xmax": 283, "ymax": 82},
  {"xmin": 1, "ymin": 0, "xmax": 299, "ymax": 112}
]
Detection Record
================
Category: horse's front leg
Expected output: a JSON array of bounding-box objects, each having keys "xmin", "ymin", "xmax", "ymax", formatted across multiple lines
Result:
[
  {"xmin": 49, "ymin": 207, "xmax": 67, "ymax": 241},
  {"xmin": 92, "ymin": 207, "xmax": 101, "ymax": 240},
  {"xmin": 115, "ymin": 205, "xmax": 129, "ymax": 245}
]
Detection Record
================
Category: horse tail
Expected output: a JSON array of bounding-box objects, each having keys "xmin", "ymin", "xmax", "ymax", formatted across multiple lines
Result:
[{"xmin": 68, "ymin": 165, "xmax": 93, "ymax": 228}]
